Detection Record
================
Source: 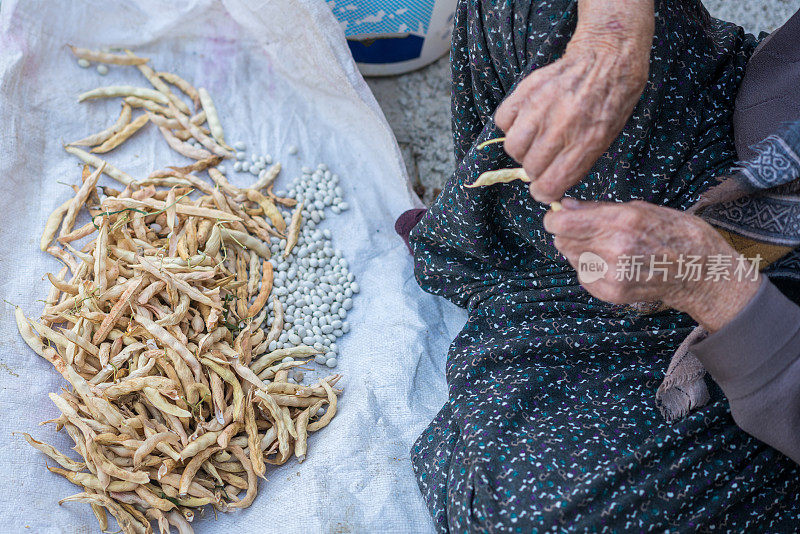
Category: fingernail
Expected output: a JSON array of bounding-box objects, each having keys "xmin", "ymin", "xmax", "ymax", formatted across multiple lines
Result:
[
  {"xmin": 542, "ymin": 212, "xmax": 555, "ymax": 233},
  {"xmin": 561, "ymin": 197, "xmax": 583, "ymax": 209},
  {"xmin": 550, "ymin": 201, "xmax": 562, "ymax": 212}
]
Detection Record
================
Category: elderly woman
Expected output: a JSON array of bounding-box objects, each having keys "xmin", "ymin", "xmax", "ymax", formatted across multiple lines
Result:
[{"xmin": 400, "ymin": 0, "xmax": 800, "ymax": 531}]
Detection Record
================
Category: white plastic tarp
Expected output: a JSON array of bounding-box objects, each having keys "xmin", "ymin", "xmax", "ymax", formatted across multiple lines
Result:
[{"xmin": 0, "ymin": 0, "xmax": 466, "ymax": 531}]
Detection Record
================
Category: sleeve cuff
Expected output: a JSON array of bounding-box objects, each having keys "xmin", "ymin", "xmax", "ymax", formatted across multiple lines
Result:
[{"xmin": 690, "ymin": 277, "xmax": 800, "ymax": 400}]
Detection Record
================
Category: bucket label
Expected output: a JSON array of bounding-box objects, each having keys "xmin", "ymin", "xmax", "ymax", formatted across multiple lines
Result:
[{"xmin": 329, "ymin": 0, "xmax": 434, "ymax": 37}]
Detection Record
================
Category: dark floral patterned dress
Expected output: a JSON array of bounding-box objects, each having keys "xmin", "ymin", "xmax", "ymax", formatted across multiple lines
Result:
[{"xmin": 408, "ymin": 1, "xmax": 800, "ymax": 531}]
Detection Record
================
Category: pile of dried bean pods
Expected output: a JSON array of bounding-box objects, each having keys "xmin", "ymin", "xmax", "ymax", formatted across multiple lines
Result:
[{"xmin": 15, "ymin": 46, "xmax": 348, "ymax": 534}]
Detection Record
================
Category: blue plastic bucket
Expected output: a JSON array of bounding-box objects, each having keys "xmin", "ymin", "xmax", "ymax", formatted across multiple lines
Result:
[{"xmin": 330, "ymin": 0, "xmax": 457, "ymax": 76}]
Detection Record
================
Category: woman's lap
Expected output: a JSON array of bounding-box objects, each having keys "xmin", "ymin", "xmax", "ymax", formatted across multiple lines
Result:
[
  {"xmin": 413, "ymin": 299, "xmax": 800, "ymax": 531},
  {"xmin": 410, "ymin": 0, "xmax": 800, "ymax": 531}
]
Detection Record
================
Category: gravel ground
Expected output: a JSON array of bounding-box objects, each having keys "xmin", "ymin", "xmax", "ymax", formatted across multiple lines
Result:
[{"xmin": 367, "ymin": 1, "xmax": 800, "ymax": 205}]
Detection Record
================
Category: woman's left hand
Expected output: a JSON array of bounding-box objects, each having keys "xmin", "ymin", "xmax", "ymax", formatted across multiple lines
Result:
[{"xmin": 543, "ymin": 198, "xmax": 762, "ymax": 332}]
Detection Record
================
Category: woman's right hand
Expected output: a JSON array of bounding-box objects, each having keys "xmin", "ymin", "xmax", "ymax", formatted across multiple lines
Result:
[{"xmin": 494, "ymin": 0, "xmax": 654, "ymax": 204}]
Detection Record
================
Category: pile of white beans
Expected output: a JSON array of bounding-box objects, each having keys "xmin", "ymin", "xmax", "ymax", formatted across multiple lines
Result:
[{"xmin": 227, "ymin": 145, "xmax": 358, "ymax": 371}]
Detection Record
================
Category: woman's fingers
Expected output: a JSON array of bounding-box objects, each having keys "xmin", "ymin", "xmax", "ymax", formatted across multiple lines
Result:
[
  {"xmin": 494, "ymin": 95, "xmax": 519, "ymax": 132},
  {"xmin": 495, "ymin": 83, "xmax": 528, "ymax": 132},
  {"xmin": 543, "ymin": 202, "xmax": 615, "ymax": 237},
  {"xmin": 559, "ymin": 197, "xmax": 592, "ymax": 210},
  {"xmin": 502, "ymin": 109, "xmax": 542, "ymax": 164},
  {"xmin": 517, "ymin": 130, "xmax": 560, "ymax": 184},
  {"xmin": 532, "ymin": 138, "xmax": 604, "ymax": 203},
  {"xmin": 495, "ymin": 69, "xmax": 548, "ymax": 131}
]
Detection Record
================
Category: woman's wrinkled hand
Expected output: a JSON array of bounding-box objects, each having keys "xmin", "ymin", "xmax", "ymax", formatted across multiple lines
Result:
[
  {"xmin": 495, "ymin": 30, "xmax": 650, "ymax": 204},
  {"xmin": 543, "ymin": 198, "xmax": 762, "ymax": 332}
]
